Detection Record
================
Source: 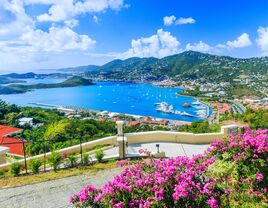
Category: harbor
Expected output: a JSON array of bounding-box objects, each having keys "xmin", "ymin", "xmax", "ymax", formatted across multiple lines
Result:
[
  {"xmin": 155, "ymin": 100, "xmax": 210, "ymax": 119},
  {"xmin": 28, "ymin": 102, "xmax": 193, "ymax": 127},
  {"xmin": 0, "ymin": 81, "xmax": 211, "ymax": 122}
]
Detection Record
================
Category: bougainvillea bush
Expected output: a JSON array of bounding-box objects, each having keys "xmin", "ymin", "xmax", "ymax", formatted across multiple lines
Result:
[{"xmin": 70, "ymin": 128, "xmax": 267, "ymax": 207}]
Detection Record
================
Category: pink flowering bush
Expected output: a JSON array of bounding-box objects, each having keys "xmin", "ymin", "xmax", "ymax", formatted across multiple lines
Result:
[
  {"xmin": 206, "ymin": 127, "xmax": 268, "ymax": 207},
  {"xmin": 70, "ymin": 128, "xmax": 267, "ymax": 207}
]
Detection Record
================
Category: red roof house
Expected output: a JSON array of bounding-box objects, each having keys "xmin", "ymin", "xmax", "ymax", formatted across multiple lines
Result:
[
  {"xmin": 128, "ymin": 121, "xmax": 140, "ymax": 127},
  {"xmin": 113, "ymin": 117, "xmax": 120, "ymax": 123},
  {"xmin": 98, "ymin": 118, "xmax": 106, "ymax": 122},
  {"xmin": 0, "ymin": 125, "xmax": 25, "ymax": 156}
]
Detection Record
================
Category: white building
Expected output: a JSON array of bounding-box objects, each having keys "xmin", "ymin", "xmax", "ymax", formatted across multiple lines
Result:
[{"xmin": 19, "ymin": 117, "xmax": 33, "ymax": 127}]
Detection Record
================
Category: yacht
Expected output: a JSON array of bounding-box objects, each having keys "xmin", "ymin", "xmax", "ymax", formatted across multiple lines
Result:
[{"xmin": 155, "ymin": 102, "xmax": 174, "ymax": 114}]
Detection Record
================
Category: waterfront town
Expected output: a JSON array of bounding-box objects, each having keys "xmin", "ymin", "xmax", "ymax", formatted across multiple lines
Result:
[{"xmin": 0, "ymin": 1, "xmax": 267, "ymax": 207}]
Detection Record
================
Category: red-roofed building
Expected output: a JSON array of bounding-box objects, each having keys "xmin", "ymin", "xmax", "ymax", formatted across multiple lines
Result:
[
  {"xmin": 176, "ymin": 121, "xmax": 192, "ymax": 126},
  {"xmin": 128, "ymin": 121, "xmax": 140, "ymax": 127},
  {"xmin": 158, "ymin": 120, "xmax": 168, "ymax": 126},
  {"xmin": 142, "ymin": 119, "xmax": 167, "ymax": 126},
  {"xmin": 98, "ymin": 118, "xmax": 106, "ymax": 122},
  {"xmin": 113, "ymin": 117, "xmax": 120, "ymax": 123},
  {"xmin": 211, "ymin": 103, "xmax": 232, "ymax": 115},
  {"xmin": 0, "ymin": 125, "xmax": 25, "ymax": 156}
]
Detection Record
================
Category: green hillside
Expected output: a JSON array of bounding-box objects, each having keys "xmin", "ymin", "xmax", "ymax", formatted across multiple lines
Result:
[{"xmin": 84, "ymin": 51, "xmax": 268, "ymax": 82}]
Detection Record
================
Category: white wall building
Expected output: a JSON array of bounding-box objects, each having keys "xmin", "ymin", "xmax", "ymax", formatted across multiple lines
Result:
[{"xmin": 19, "ymin": 117, "xmax": 33, "ymax": 127}]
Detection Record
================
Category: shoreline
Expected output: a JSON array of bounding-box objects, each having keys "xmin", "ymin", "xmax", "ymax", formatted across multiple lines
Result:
[
  {"xmin": 1, "ymin": 80, "xmax": 209, "ymax": 122},
  {"xmin": 29, "ymin": 102, "xmax": 193, "ymax": 124}
]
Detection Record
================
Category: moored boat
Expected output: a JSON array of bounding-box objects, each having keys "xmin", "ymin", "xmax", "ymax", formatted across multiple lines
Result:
[{"xmin": 182, "ymin": 102, "xmax": 190, "ymax": 108}]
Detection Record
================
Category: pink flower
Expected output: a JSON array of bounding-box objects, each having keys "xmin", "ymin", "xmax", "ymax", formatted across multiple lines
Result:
[
  {"xmin": 68, "ymin": 196, "xmax": 74, "ymax": 203},
  {"xmin": 70, "ymin": 128, "xmax": 268, "ymax": 207},
  {"xmin": 173, "ymin": 183, "xmax": 189, "ymax": 199},
  {"xmin": 207, "ymin": 196, "xmax": 218, "ymax": 208},
  {"xmin": 114, "ymin": 202, "xmax": 124, "ymax": 208},
  {"xmin": 256, "ymin": 173, "xmax": 264, "ymax": 182},
  {"xmin": 144, "ymin": 201, "xmax": 150, "ymax": 207}
]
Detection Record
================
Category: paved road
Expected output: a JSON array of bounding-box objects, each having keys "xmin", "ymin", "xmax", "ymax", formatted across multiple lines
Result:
[{"xmin": 0, "ymin": 168, "xmax": 122, "ymax": 208}]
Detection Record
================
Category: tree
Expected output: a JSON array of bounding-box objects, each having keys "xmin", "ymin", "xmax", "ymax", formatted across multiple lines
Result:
[{"xmin": 44, "ymin": 119, "xmax": 70, "ymax": 141}]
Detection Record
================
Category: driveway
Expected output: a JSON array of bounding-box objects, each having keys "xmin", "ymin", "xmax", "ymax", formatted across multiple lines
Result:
[{"xmin": 0, "ymin": 168, "xmax": 122, "ymax": 208}]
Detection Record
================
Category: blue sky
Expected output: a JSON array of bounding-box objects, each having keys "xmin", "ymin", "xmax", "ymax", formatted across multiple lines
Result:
[{"xmin": 0, "ymin": 0, "xmax": 268, "ymax": 72}]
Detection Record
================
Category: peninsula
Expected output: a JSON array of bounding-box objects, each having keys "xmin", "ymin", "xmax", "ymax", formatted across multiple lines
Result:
[{"xmin": 0, "ymin": 76, "xmax": 94, "ymax": 95}]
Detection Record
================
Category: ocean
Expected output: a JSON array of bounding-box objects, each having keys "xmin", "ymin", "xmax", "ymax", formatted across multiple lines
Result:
[{"xmin": 0, "ymin": 79, "xmax": 209, "ymax": 122}]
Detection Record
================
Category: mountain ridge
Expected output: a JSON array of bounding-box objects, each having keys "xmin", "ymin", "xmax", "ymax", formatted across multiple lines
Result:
[
  {"xmin": 1, "ymin": 51, "xmax": 268, "ymax": 82},
  {"xmin": 84, "ymin": 51, "xmax": 268, "ymax": 82}
]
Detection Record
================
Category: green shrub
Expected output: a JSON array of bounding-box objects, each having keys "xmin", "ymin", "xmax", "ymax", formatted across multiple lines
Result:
[
  {"xmin": 95, "ymin": 150, "xmax": 104, "ymax": 163},
  {"xmin": 30, "ymin": 158, "xmax": 42, "ymax": 174},
  {"xmin": 67, "ymin": 155, "xmax": 77, "ymax": 168},
  {"xmin": 83, "ymin": 153, "xmax": 92, "ymax": 166},
  {"xmin": 48, "ymin": 152, "xmax": 62, "ymax": 171},
  {"xmin": 10, "ymin": 163, "xmax": 21, "ymax": 176}
]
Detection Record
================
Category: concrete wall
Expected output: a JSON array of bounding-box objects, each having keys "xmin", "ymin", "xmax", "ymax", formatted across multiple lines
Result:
[
  {"xmin": 0, "ymin": 125, "xmax": 237, "ymax": 171},
  {"xmin": 125, "ymin": 125, "xmax": 237, "ymax": 144},
  {"xmin": 0, "ymin": 136, "xmax": 117, "ymax": 172}
]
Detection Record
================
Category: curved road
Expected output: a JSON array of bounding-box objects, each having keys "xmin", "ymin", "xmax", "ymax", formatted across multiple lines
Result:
[{"xmin": 0, "ymin": 168, "xmax": 122, "ymax": 208}]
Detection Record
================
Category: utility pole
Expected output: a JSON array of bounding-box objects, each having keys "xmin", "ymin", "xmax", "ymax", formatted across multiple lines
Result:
[
  {"xmin": 21, "ymin": 129, "xmax": 28, "ymax": 174},
  {"xmin": 43, "ymin": 141, "xmax": 46, "ymax": 172},
  {"xmin": 79, "ymin": 136, "xmax": 83, "ymax": 165},
  {"xmin": 22, "ymin": 141, "xmax": 28, "ymax": 174}
]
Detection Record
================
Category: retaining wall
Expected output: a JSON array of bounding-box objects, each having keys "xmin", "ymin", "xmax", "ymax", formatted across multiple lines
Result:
[{"xmin": 0, "ymin": 125, "xmax": 238, "ymax": 171}]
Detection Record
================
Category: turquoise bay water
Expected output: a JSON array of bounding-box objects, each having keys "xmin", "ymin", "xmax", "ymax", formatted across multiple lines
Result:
[{"xmin": 0, "ymin": 80, "xmax": 207, "ymax": 122}]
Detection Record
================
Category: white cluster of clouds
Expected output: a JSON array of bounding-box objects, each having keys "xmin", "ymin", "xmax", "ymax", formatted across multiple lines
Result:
[
  {"xmin": 121, "ymin": 28, "xmax": 268, "ymax": 58},
  {"xmin": 0, "ymin": 1, "xmax": 268, "ymax": 72},
  {"xmin": 24, "ymin": 0, "xmax": 125, "ymax": 22},
  {"xmin": 163, "ymin": 15, "xmax": 195, "ymax": 26},
  {"xmin": 256, "ymin": 27, "xmax": 268, "ymax": 55},
  {"xmin": 186, "ymin": 41, "xmax": 213, "ymax": 53},
  {"xmin": 163, "ymin": 15, "xmax": 176, "ymax": 26},
  {"xmin": 21, "ymin": 26, "xmax": 96, "ymax": 52},
  {"xmin": 226, "ymin": 33, "xmax": 252, "ymax": 48},
  {"xmin": 121, "ymin": 29, "xmax": 180, "ymax": 59},
  {"xmin": 182, "ymin": 33, "xmax": 253, "ymax": 53},
  {"xmin": 0, "ymin": 0, "xmax": 126, "ymax": 70}
]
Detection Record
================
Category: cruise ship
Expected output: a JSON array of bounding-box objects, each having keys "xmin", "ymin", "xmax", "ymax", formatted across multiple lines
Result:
[{"xmin": 155, "ymin": 102, "xmax": 175, "ymax": 114}]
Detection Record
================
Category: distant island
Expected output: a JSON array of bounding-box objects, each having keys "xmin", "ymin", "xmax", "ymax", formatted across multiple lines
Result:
[
  {"xmin": 0, "ymin": 72, "xmax": 69, "ymax": 79},
  {"xmin": 0, "ymin": 77, "xmax": 26, "ymax": 85},
  {"xmin": 0, "ymin": 76, "xmax": 94, "ymax": 95}
]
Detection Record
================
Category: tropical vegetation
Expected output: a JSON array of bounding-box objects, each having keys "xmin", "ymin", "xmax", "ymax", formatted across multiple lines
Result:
[
  {"xmin": 220, "ymin": 108, "xmax": 268, "ymax": 129},
  {"xmin": 70, "ymin": 128, "xmax": 268, "ymax": 207},
  {"xmin": 177, "ymin": 121, "xmax": 221, "ymax": 133}
]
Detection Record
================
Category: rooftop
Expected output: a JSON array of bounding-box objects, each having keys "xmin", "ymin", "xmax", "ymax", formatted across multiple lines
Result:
[
  {"xmin": 18, "ymin": 117, "xmax": 33, "ymax": 122},
  {"xmin": 0, "ymin": 125, "xmax": 24, "ymax": 156}
]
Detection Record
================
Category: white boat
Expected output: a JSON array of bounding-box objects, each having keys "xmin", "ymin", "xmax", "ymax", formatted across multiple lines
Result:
[
  {"xmin": 192, "ymin": 101, "xmax": 202, "ymax": 105},
  {"xmin": 175, "ymin": 110, "xmax": 196, "ymax": 117},
  {"xmin": 194, "ymin": 105, "xmax": 207, "ymax": 109},
  {"xmin": 196, "ymin": 109, "xmax": 207, "ymax": 118},
  {"xmin": 155, "ymin": 102, "xmax": 168, "ymax": 106}
]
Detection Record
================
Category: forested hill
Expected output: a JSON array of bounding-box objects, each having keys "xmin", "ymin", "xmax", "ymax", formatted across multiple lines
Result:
[
  {"xmin": 0, "ymin": 76, "xmax": 94, "ymax": 95},
  {"xmin": 2, "ymin": 51, "xmax": 267, "ymax": 83},
  {"xmin": 79, "ymin": 51, "xmax": 268, "ymax": 82}
]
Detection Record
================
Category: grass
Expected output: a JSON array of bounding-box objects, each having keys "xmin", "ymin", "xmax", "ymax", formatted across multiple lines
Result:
[{"xmin": 0, "ymin": 160, "xmax": 117, "ymax": 189}]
